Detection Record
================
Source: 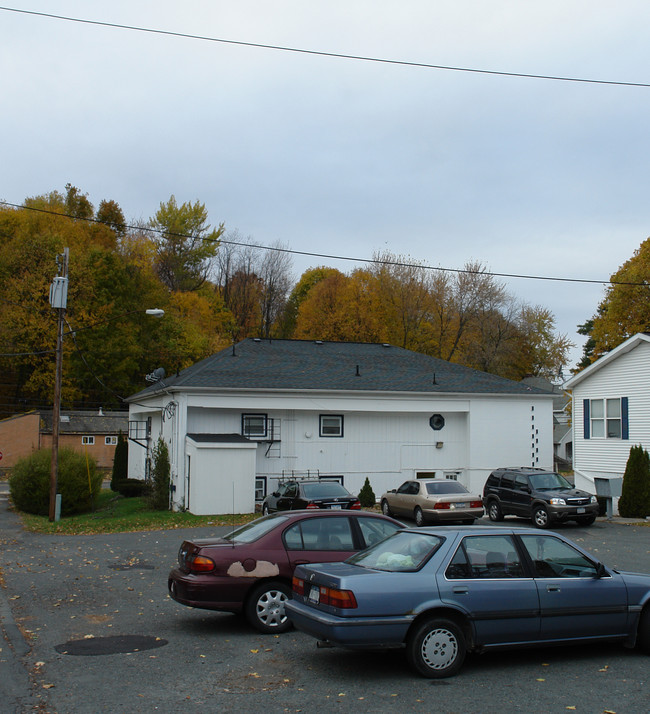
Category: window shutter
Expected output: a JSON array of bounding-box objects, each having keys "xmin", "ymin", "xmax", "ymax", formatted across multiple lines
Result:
[
  {"xmin": 622, "ymin": 397, "xmax": 629, "ymax": 440},
  {"xmin": 583, "ymin": 399, "xmax": 590, "ymax": 439}
]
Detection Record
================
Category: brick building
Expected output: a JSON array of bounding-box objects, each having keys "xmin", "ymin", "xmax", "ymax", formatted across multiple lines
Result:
[{"xmin": 0, "ymin": 410, "xmax": 128, "ymax": 476}]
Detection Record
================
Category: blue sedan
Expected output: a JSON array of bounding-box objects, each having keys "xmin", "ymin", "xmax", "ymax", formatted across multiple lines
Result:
[{"xmin": 286, "ymin": 526, "xmax": 650, "ymax": 677}]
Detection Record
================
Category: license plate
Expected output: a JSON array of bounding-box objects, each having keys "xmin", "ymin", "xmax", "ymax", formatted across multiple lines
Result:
[
  {"xmin": 329, "ymin": 504, "xmax": 342, "ymax": 510},
  {"xmin": 309, "ymin": 586, "xmax": 320, "ymax": 604},
  {"xmin": 577, "ymin": 507, "xmax": 585, "ymax": 514},
  {"xmin": 453, "ymin": 502, "xmax": 469, "ymax": 509}
]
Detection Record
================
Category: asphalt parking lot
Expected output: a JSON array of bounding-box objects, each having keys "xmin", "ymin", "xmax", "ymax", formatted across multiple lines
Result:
[{"xmin": 1, "ymin": 494, "xmax": 650, "ymax": 714}]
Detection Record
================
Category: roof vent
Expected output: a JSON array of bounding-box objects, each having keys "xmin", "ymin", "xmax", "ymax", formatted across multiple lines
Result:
[
  {"xmin": 315, "ymin": 340, "xmax": 323, "ymax": 345},
  {"xmin": 355, "ymin": 365, "xmax": 361, "ymax": 376},
  {"xmin": 253, "ymin": 338, "xmax": 261, "ymax": 342},
  {"xmin": 382, "ymin": 343, "xmax": 390, "ymax": 348}
]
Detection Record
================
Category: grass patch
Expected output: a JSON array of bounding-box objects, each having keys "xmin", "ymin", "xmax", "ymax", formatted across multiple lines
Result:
[{"xmin": 15, "ymin": 489, "xmax": 258, "ymax": 535}]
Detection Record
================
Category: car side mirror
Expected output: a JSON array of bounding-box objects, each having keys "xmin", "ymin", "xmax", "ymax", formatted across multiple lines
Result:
[
  {"xmin": 272, "ymin": 491, "xmax": 280, "ymax": 497},
  {"xmin": 595, "ymin": 562, "xmax": 607, "ymax": 579},
  {"xmin": 389, "ymin": 489, "xmax": 396, "ymax": 493}
]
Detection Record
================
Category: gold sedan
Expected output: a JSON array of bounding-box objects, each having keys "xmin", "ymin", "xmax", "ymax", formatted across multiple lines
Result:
[{"xmin": 380, "ymin": 479, "xmax": 484, "ymax": 526}]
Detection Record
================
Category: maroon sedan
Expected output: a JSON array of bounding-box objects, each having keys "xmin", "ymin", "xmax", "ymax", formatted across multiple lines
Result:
[{"xmin": 168, "ymin": 510, "xmax": 402, "ymax": 633}]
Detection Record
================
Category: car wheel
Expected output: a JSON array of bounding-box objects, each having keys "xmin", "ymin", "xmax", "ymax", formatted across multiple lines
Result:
[
  {"xmin": 262, "ymin": 503, "xmax": 270, "ymax": 516},
  {"xmin": 406, "ymin": 617, "xmax": 466, "ymax": 678},
  {"xmin": 245, "ymin": 581, "xmax": 292, "ymax": 634},
  {"xmin": 381, "ymin": 499, "xmax": 392, "ymax": 517},
  {"xmin": 638, "ymin": 607, "xmax": 650, "ymax": 654},
  {"xmin": 576, "ymin": 515, "xmax": 596, "ymax": 526},
  {"xmin": 488, "ymin": 501, "xmax": 504, "ymax": 522},
  {"xmin": 414, "ymin": 507, "xmax": 425, "ymax": 527},
  {"xmin": 532, "ymin": 505, "xmax": 551, "ymax": 529}
]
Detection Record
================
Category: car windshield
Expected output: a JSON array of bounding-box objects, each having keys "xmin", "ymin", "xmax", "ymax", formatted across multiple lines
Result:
[
  {"xmin": 528, "ymin": 472, "xmax": 573, "ymax": 491},
  {"xmin": 222, "ymin": 514, "xmax": 289, "ymax": 543},
  {"xmin": 302, "ymin": 482, "xmax": 350, "ymax": 498},
  {"xmin": 425, "ymin": 481, "xmax": 468, "ymax": 495},
  {"xmin": 346, "ymin": 531, "xmax": 443, "ymax": 572}
]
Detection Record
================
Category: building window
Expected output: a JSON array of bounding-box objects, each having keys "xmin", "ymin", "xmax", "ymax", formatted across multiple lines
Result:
[
  {"xmin": 82, "ymin": 436, "xmax": 95, "ymax": 445},
  {"xmin": 105, "ymin": 436, "xmax": 118, "ymax": 446},
  {"xmin": 242, "ymin": 414, "xmax": 267, "ymax": 438},
  {"xmin": 255, "ymin": 476, "xmax": 267, "ymax": 502},
  {"xmin": 589, "ymin": 398, "xmax": 624, "ymax": 439},
  {"xmin": 319, "ymin": 414, "xmax": 343, "ymax": 437}
]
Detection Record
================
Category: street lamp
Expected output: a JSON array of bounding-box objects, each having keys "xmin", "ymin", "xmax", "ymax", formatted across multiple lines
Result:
[{"xmin": 47, "ymin": 250, "xmax": 165, "ymax": 521}]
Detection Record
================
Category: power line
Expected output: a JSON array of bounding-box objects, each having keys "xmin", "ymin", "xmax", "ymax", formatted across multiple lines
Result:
[
  {"xmin": 1, "ymin": 5, "xmax": 649, "ymax": 89},
  {"xmin": 0, "ymin": 199, "xmax": 642, "ymax": 289}
]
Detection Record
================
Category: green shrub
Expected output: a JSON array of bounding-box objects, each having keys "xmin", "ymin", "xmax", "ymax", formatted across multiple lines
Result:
[
  {"xmin": 9, "ymin": 447, "xmax": 102, "ymax": 516},
  {"xmin": 116, "ymin": 478, "xmax": 149, "ymax": 498},
  {"xmin": 148, "ymin": 437, "xmax": 170, "ymax": 510},
  {"xmin": 110, "ymin": 431, "xmax": 128, "ymax": 492},
  {"xmin": 358, "ymin": 477, "xmax": 376, "ymax": 508},
  {"xmin": 618, "ymin": 444, "xmax": 650, "ymax": 518}
]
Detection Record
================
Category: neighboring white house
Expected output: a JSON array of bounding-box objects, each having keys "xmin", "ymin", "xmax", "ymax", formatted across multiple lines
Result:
[
  {"xmin": 563, "ymin": 332, "xmax": 650, "ymax": 511},
  {"xmin": 126, "ymin": 339, "xmax": 554, "ymax": 515}
]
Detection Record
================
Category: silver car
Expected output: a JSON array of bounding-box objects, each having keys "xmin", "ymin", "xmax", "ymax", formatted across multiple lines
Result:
[{"xmin": 381, "ymin": 479, "xmax": 484, "ymax": 526}]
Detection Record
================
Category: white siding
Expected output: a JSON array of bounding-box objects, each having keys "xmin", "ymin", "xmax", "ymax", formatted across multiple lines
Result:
[
  {"xmin": 131, "ymin": 388, "xmax": 554, "ymax": 514},
  {"xmin": 572, "ymin": 341, "xmax": 650, "ymax": 483}
]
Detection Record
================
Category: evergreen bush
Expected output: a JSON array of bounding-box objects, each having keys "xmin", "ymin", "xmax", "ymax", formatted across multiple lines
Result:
[
  {"xmin": 618, "ymin": 444, "xmax": 650, "ymax": 518},
  {"xmin": 110, "ymin": 431, "xmax": 128, "ymax": 491},
  {"xmin": 358, "ymin": 477, "xmax": 376, "ymax": 508},
  {"xmin": 148, "ymin": 437, "xmax": 171, "ymax": 510},
  {"xmin": 9, "ymin": 447, "xmax": 102, "ymax": 516},
  {"xmin": 116, "ymin": 478, "xmax": 149, "ymax": 498}
]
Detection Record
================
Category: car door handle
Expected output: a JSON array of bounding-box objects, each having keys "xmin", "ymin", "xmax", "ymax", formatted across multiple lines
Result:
[
  {"xmin": 452, "ymin": 586, "xmax": 469, "ymax": 594},
  {"xmin": 547, "ymin": 585, "xmax": 561, "ymax": 592}
]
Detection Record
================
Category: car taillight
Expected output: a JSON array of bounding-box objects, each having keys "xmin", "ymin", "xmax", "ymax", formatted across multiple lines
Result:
[
  {"xmin": 292, "ymin": 576, "xmax": 305, "ymax": 595},
  {"xmin": 318, "ymin": 586, "xmax": 357, "ymax": 609},
  {"xmin": 292, "ymin": 577, "xmax": 357, "ymax": 608},
  {"xmin": 350, "ymin": 500, "xmax": 361, "ymax": 510},
  {"xmin": 306, "ymin": 503, "xmax": 319, "ymax": 509},
  {"xmin": 433, "ymin": 502, "xmax": 451, "ymax": 510},
  {"xmin": 188, "ymin": 554, "xmax": 216, "ymax": 573},
  {"xmin": 470, "ymin": 500, "xmax": 483, "ymax": 508}
]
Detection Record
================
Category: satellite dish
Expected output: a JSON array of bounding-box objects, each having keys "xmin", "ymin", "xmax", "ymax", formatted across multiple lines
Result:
[{"xmin": 145, "ymin": 367, "xmax": 166, "ymax": 383}]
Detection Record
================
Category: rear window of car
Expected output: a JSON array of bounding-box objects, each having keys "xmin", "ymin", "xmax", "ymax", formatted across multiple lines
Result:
[
  {"xmin": 302, "ymin": 482, "xmax": 350, "ymax": 499},
  {"xmin": 346, "ymin": 531, "xmax": 443, "ymax": 572},
  {"xmin": 425, "ymin": 481, "xmax": 468, "ymax": 495},
  {"xmin": 284, "ymin": 516, "xmax": 354, "ymax": 550},
  {"xmin": 223, "ymin": 514, "xmax": 289, "ymax": 543}
]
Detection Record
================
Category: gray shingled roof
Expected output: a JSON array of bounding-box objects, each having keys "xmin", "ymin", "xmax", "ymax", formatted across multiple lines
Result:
[
  {"xmin": 39, "ymin": 411, "xmax": 128, "ymax": 435},
  {"xmin": 130, "ymin": 339, "xmax": 552, "ymax": 399}
]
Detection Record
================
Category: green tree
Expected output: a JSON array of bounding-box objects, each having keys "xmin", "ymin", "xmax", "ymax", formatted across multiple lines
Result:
[
  {"xmin": 148, "ymin": 437, "xmax": 171, "ymax": 510},
  {"xmin": 110, "ymin": 431, "xmax": 128, "ymax": 491},
  {"xmin": 618, "ymin": 444, "xmax": 650, "ymax": 518},
  {"xmin": 149, "ymin": 195, "xmax": 224, "ymax": 292},
  {"xmin": 358, "ymin": 477, "xmax": 376, "ymax": 508},
  {"xmin": 0, "ymin": 188, "xmax": 230, "ymax": 415}
]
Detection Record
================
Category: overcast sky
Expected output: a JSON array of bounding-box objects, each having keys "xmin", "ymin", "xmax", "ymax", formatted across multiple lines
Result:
[{"xmin": 3, "ymin": 1, "xmax": 650, "ymax": 370}]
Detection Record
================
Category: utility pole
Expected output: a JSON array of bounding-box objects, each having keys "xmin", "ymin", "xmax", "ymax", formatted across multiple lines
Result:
[{"xmin": 49, "ymin": 248, "xmax": 69, "ymax": 522}]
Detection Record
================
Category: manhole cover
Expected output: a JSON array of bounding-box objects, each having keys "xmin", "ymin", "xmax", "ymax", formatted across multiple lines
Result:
[
  {"xmin": 108, "ymin": 559, "xmax": 155, "ymax": 571},
  {"xmin": 55, "ymin": 635, "xmax": 168, "ymax": 656}
]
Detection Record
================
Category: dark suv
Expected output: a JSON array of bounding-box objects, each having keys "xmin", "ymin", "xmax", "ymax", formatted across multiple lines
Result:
[{"xmin": 483, "ymin": 467, "xmax": 599, "ymax": 528}]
